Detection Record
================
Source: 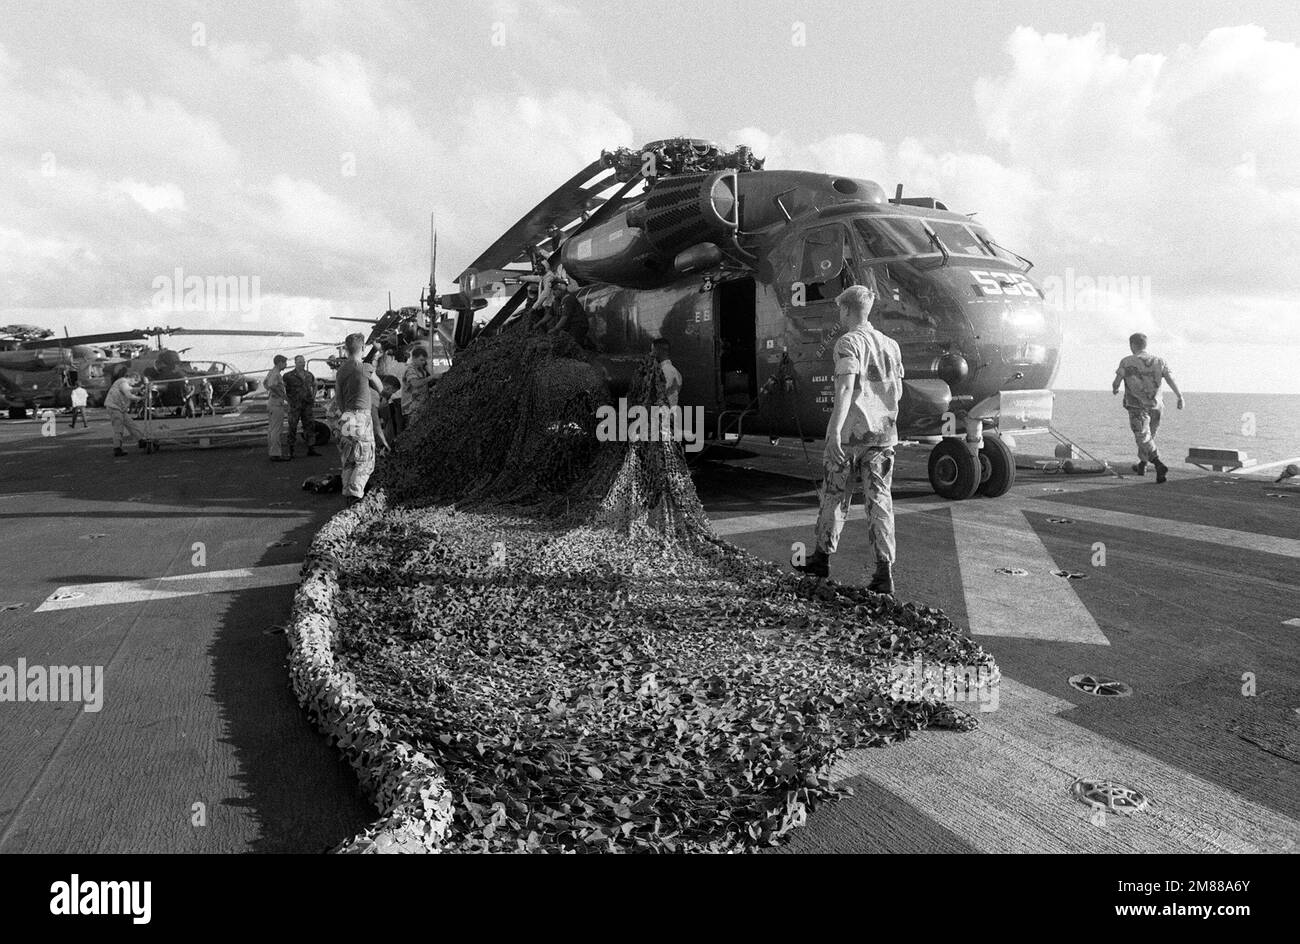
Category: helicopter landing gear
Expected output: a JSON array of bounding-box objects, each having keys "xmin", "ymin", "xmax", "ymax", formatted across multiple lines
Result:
[
  {"xmin": 8, "ymin": 406, "xmax": 28, "ymax": 420},
  {"xmin": 977, "ymin": 434, "xmax": 1016, "ymax": 498},
  {"xmin": 312, "ymin": 421, "xmax": 332, "ymax": 447},
  {"xmin": 928, "ymin": 438, "xmax": 982, "ymax": 500}
]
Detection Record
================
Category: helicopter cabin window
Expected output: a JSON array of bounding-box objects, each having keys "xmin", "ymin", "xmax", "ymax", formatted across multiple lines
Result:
[
  {"xmin": 797, "ymin": 225, "xmax": 857, "ymax": 302},
  {"xmin": 852, "ymin": 217, "xmax": 934, "ymax": 259}
]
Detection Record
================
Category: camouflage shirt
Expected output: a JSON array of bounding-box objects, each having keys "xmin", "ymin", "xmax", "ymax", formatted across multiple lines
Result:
[
  {"xmin": 833, "ymin": 326, "xmax": 904, "ymax": 447},
  {"xmin": 283, "ymin": 368, "xmax": 316, "ymax": 405},
  {"xmin": 1116, "ymin": 353, "xmax": 1173, "ymax": 411}
]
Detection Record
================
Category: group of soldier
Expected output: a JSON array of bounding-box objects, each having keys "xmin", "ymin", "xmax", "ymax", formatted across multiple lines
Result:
[
  {"xmin": 515, "ymin": 270, "xmax": 592, "ymax": 348},
  {"xmin": 259, "ymin": 337, "xmax": 433, "ymax": 503},
  {"xmin": 263, "ymin": 355, "xmax": 321, "ymax": 462}
]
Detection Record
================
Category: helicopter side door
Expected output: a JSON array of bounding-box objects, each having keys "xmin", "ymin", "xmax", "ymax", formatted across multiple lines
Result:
[{"xmin": 775, "ymin": 223, "xmax": 863, "ymax": 424}]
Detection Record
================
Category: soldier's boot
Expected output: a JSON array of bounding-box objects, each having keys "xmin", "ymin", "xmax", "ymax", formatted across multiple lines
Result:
[
  {"xmin": 792, "ymin": 549, "xmax": 830, "ymax": 579},
  {"xmin": 113, "ymin": 447, "xmax": 127, "ymax": 457},
  {"xmin": 1152, "ymin": 457, "xmax": 1169, "ymax": 484},
  {"xmin": 867, "ymin": 562, "xmax": 894, "ymax": 596},
  {"xmin": 1131, "ymin": 462, "xmax": 1146, "ymax": 476}
]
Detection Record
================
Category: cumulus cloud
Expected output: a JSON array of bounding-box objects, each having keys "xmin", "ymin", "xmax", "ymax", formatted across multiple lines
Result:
[
  {"xmin": 1, "ymin": 16, "xmax": 1295, "ymax": 392},
  {"xmin": 734, "ymin": 25, "xmax": 1300, "ymax": 390}
]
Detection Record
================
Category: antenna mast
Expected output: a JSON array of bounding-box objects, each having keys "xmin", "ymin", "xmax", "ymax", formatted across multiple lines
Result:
[{"xmin": 427, "ymin": 214, "xmax": 437, "ymax": 349}]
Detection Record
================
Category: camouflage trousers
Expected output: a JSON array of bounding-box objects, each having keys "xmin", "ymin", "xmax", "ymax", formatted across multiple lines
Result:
[
  {"xmin": 1127, "ymin": 407, "xmax": 1162, "ymax": 463},
  {"xmin": 814, "ymin": 444, "xmax": 896, "ymax": 566},
  {"xmin": 336, "ymin": 410, "xmax": 375, "ymax": 498},
  {"xmin": 285, "ymin": 399, "xmax": 315, "ymax": 449}
]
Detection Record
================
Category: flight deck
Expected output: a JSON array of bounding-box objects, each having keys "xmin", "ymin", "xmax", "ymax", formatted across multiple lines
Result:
[{"xmin": 1, "ymin": 412, "xmax": 1295, "ymax": 854}]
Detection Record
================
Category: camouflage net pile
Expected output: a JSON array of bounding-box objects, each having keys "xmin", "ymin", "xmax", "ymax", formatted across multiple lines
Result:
[
  {"xmin": 377, "ymin": 331, "xmax": 608, "ymax": 507},
  {"xmin": 295, "ymin": 327, "xmax": 998, "ymax": 853}
]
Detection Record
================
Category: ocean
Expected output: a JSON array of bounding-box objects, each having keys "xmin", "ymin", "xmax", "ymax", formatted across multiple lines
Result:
[{"xmin": 1045, "ymin": 390, "xmax": 1300, "ymax": 471}]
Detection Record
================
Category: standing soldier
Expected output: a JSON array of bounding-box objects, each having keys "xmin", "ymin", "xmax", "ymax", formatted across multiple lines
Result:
[
  {"xmin": 197, "ymin": 376, "xmax": 215, "ymax": 416},
  {"xmin": 794, "ymin": 282, "xmax": 904, "ymax": 595},
  {"xmin": 402, "ymin": 346, "xmax": 432, "ymax": 422},
  {"xmin": 104, "ymin": 372, "xmax": 146, "ymax": 457},
  {"xmin": 333, "ymin": 333, "xmax": 384, "ymax": 505},
  {"xmin": 283, "ymin": 354, "xmax": 321, "ymax": 458},
  {"xmin": 264, "ymin": 354, "xmax": 289, "ymax": 462},
  {"xmin": 69, "ymin": 380, "xmax": 88, "ymax": 428},
  {"xmin": 1112, "ymin": 332, "xmax": 1184, "ymax": 483}
]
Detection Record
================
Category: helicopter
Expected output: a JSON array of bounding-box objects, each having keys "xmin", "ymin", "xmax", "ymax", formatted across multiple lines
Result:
[
  {"xmin": 450, "ymin": 137, "xmax": 1061, "ymax": 500},
  {"xmin": 0, "ymin": 325, "xmax": 112, "ymax": 418},
  {"xmin": 1, "ymin": 325, "xmax": 303, "ymax": 418}
]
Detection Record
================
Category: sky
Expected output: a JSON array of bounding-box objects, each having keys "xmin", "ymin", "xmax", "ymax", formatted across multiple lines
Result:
[{"xmin": 1, "ymin": 0, "xmax": 1298, "ymax": 392}]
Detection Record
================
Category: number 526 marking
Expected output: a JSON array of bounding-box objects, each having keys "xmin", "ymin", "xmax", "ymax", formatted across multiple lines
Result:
[{"xmin": 971, "ymin": 269, "xmax": 1039, "ymax": 297}]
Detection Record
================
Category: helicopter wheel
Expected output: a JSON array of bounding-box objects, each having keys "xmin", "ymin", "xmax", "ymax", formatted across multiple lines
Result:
[
  {"xmin": 312, "ymin": 421, "xmax": 332, "ymax": 446},
  {"xmin": 928, "ymin": 438, "xmax": 981, "ymax": 501},
  {"xmin": 8, "ymin": 407, "xmax": 27, "ymax": 420},
  {"xmin": 977, "ymin": 434, "xmax": 1016, "ymax": 498}
]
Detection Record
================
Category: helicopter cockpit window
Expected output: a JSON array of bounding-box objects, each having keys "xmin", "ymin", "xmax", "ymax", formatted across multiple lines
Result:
[
  {"xmin": 968, "ymin": 226, "xmax": 1022, "ymax": 264},
  {"xmin": 797, "ymin": 225, "xmax": 856, "ymax": 302},
  {"xmin": 928, "ymin": 221, "xmax": 994, "ymax": 258},
  {"xmin": 853, "ymin": 217, "xmax": 935, "ymax": 259},
  {"xmin": 865, "ymin": 262, "xmax": 966, "ymax": 339}
]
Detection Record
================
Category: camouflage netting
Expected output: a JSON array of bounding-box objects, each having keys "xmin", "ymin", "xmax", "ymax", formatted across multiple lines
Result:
[
  {"xmin": 377, "ymin": 331, "xmax": 605, "ymax": 506},
  {"xmin": 296, "ymin": 325, "xmax": 998, "ymax": 853},
  {"xmin": 375, "ymin": 327, "xmax": 712, "ymax": 540}
]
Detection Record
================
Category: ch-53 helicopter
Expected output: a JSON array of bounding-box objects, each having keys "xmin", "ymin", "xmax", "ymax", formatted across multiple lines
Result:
[
  {"xmin": 450, "ymin": 137, "xmax": 1061, "ymax": 500},
  {"xmin": 0, "ymin": 325, "xmax": 303, "ymax": 417},
  {"xmin": 1, "ymin": 324, "xmax": 99, "ymax": 418}
]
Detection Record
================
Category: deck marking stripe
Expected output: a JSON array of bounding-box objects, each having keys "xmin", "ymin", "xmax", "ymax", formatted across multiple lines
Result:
[
  {"xmin": 951, "ymin": 502, "xmax": 1110, "ymax": 644},
  {"xmin": 34, "ymin": 563, "xmax": 303, "ymax": 612},
  {"xmin": 827, "ymin": 678, "xmax": 1300, "ymax": 854},
  {"xmin": 1015, "ymin": 499, "xmax": 1300, "ymax": 559},
  {"xmin": 714, "ymin": 495, "xmax": 1300, "ymax": 560},
  {"xmin": 711, "ymin": 499, "xmax": 949, "ymax": 537}
]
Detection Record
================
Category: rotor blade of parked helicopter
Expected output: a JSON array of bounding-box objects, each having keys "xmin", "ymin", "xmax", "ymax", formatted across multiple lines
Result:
[
  {"xmin": 456, "ymin": 156, "xmax": 614, "ymax": 278},
  {"xmin": 164, "ymin": 328, "xmax": 306, "ymax": 337},
  {"xmin": 329, "ymin": 317, "xmax": 379, "ymax": 324},
  {"xmin": 20, "ymin": 329, "xmax": 154, "ymax": 348},
  {"xmin": 477, "ymin": 284, "xmax": 530, "ymax": 339}
]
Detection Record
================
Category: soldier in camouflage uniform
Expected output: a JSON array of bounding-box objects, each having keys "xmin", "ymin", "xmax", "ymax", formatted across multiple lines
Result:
[
  {"xmin": 283, "ymin": 355, "xmax": 321, "ymax": 458},
  {"xmin": 794, "ymin": 281, "xmax": 904, "ymax": 594},
  {"xmin": 1112, "ymin": 333, "xmax": 1184, "ymax": 483}
]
